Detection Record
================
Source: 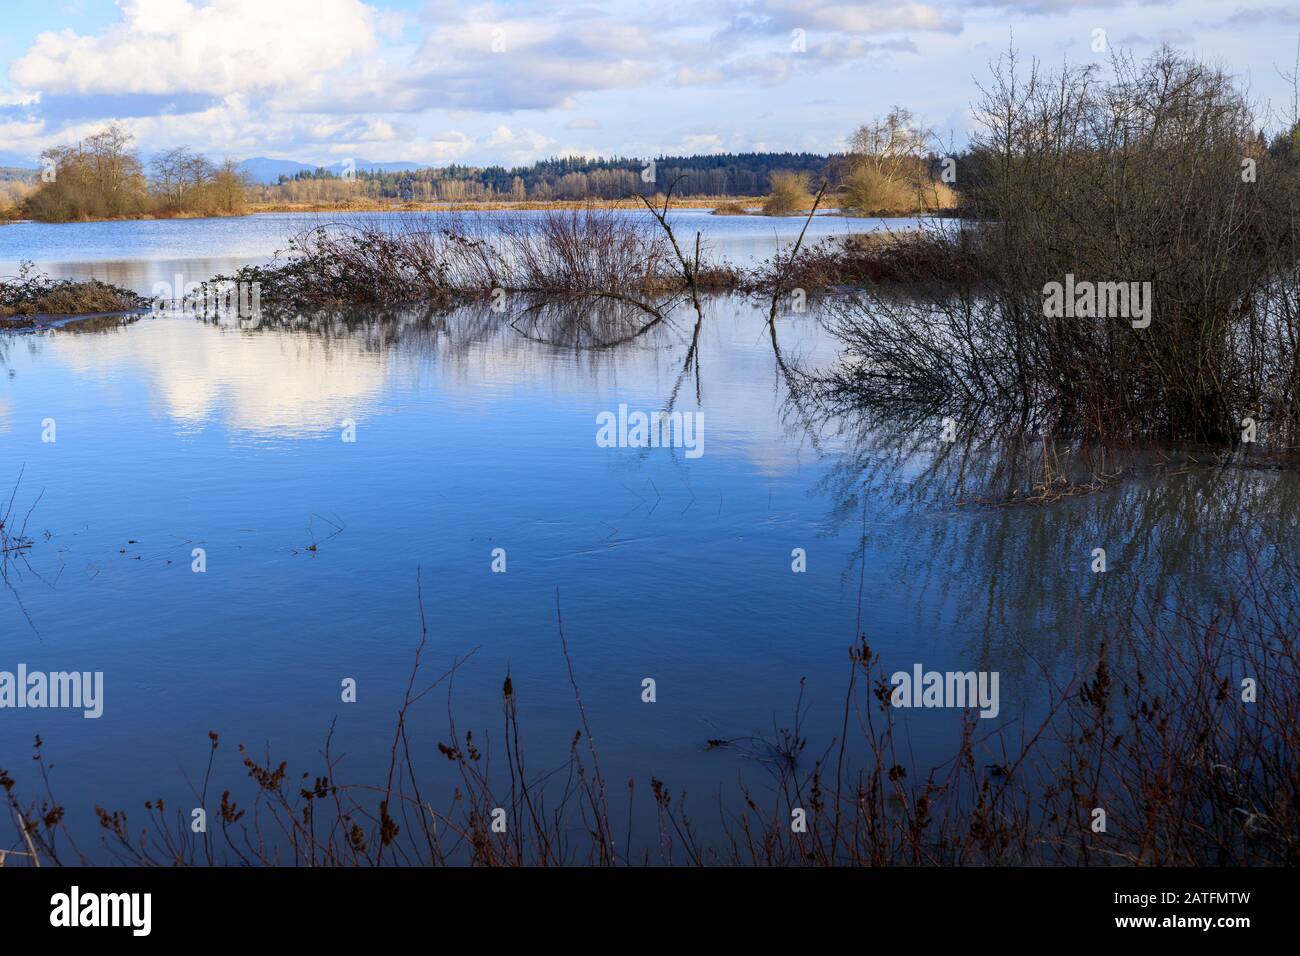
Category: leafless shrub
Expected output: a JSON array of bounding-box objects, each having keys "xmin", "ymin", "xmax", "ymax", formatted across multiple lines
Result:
[
  {"xmin": 827, "ymin": 47, "xmax": 1300, "ymax": 448},
  {"xmin": 196, "ymin": 206, "xmax": 741, "ymax": 329}
]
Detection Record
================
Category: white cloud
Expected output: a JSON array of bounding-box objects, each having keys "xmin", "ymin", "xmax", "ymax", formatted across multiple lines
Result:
[
  {"xmin": 811, "ymin": 36, "xmax": 920, "ymax": 60},
  {"xmin": 0, "ymin": 90, "xmax": 41, "ymax": 107},
  {"xmin": 399, "ymin": 12, "xmax": 664, "ymax": 111},
  {"xmin": 675, "ymin": 65, "xmax": 726, "ymax": 86},
  {"xmin": 10, "ymin": 0, "xmax": 379, "ymax": 96},
  {"xmin": 789, "ymin": 1, "xmax": 960, "ymax": 33},
  {"xmin": 675, "ymin": 133, "xmax": 727, "ymax": 153},
  {"xmin": 483, "ymin": 124, "xmax": 556, "ymax": 163},
  {"xmin": 3, "ymin": 0, "xmax": 1292, "ymax": 169}
]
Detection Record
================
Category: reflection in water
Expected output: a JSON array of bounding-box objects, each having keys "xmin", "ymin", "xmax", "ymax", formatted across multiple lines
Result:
[
  {"xmin": 793, "ymin": 362, "xmax": 1300, "ymax": 687},
  {"xmin": 0, "ymin": 288, "xmax": 1294, "ymax": 859},
  {"xmin": 38, "ymin": 296, "xmax": 1289, "ymax": 661},
  {"xmin": 25, "ymin": 297, "xmax": 835, "ymax": 467},
  {"xmin": 49, "ymin": 311, "xmax": 404, "ymax": 437},
  {"xmin": 15, "ymin": 257, "xmax": 271, "ymax": 297},
  {"xmin": 27, "ymin": 297, "xmax": 1294, "ymax": 637},
  {"xmin": 0, "ymin": 209, "xmax": 921, "ymax": 294}
]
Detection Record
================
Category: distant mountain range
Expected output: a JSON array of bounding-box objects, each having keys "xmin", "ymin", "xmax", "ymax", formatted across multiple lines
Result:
[{"xmin": 235, "ymin": 158, "xmax": 425, "ymax": 184}]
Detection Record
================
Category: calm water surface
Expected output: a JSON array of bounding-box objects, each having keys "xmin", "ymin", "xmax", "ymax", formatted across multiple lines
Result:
[
  {"xmin": 0, "ymin": 211, "xmax": 1292, "ymax": 854},
  {"xmin": 0, "ymin": 208, "xmax": 924, "ymax": 294}
]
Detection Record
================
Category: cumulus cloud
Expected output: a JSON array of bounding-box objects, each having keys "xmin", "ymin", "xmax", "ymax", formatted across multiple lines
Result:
[
  {"xmin": 10, "ymin": 0, "xmax": 380, "ymax": 97},
  {"xmin": 399, "ymin": 13, "xmax": 663, "ymax": 111},
  {"xmin": 674, "ymin": 132, "xmax": 727, "ymax": 153},
  {"xmin": 483, "ymin": 124, "xmax": 557, "ymax": 163},
  {"xmin": 2, "ymin": 0, "xmax": 957, "ymax": 159},
  {"xmin": 4, "ymin": 0, "xmax": 1282, "ymax": 168},
  {"xmin": 811, "ymin": 36, "xmax": 920, "ymax": 60},
  {"xmin": 0, "ymin": 90, "xmax": 41, "ymax": 107}
]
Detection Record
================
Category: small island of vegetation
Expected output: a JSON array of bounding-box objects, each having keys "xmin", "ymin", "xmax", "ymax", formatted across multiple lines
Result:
[{"xmin": 0, "ymin": 262, "xmax": 145, "ymax": 329}]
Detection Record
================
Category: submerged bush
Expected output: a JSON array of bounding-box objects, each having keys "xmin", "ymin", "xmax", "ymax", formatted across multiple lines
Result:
[
  {"xmin": 195, "ymin": 208, "xmax": 740, "ymax": 321},
  {"xmin": 710, "ymin": 200, "xmax": 751, "ymax": 216},
  {"xmin": 763, "ymin": 171, "xmax": 816, "ymax": 216},
  {"xmin": 0, "ymin": 262, "xmax": 144, "ymax": 324},
  {"xmin": 841, "ymin": 158, "xmax": 958, "ymax": 215},
  {"xmin": 828, "ymin": 47, "xmax": 1300, "ymax": 448}
]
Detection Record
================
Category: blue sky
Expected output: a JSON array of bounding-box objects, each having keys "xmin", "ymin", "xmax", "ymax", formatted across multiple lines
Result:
[{"xmin": 2, "ymin": 0, "xmax": 1299, "ymax": 168}]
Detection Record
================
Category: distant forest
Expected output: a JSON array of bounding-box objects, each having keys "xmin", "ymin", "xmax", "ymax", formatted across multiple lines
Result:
[{"xmin": 277, "ymin": 153, "xmax": 838, "ymax": 200}]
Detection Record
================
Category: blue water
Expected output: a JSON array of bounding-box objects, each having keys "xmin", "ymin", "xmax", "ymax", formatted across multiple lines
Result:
[
  {"xmin": 0, "ymin": 209, "xmax": 923, "ymax": 294},
  {"xmin": 0, "ymin": 211, "xmax": 1291, "ymax": 860}
]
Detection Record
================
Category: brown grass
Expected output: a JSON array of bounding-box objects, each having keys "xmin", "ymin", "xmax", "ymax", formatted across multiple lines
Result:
[
  {"xmin": 710, "ymin": 200, "xmax": 752, "ymax": 216},
  {"xmin": 763, "ymin": 171, "xmax": 816, "ymax": 216},
  {"xmin": 840, "ymin": 163, "xmax": 959, "ymax": 215},
  {"xmin": 250, "ymin": 195, "xmax": 761, "ymax": 215},
  {"xmin": 0, "ymin": 262, "xmax": 145, "ymax": 326}
]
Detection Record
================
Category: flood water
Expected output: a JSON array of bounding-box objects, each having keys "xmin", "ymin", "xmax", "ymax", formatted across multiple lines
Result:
[{"xmin": 1, "ymin": 210, "xmax": 1294, "ymax": 858}]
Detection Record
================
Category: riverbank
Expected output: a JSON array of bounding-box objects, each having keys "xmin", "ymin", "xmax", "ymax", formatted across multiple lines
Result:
[
  {"xmin": 0, "ymin": 194, "xmax": 958, "ymax": 224},
  {"xmin": 0, "ymin": 206, "xmax": 246, "ymax": 225},
  {"xmin": 250, "ymin": 195, "xmax": 767, "ymax": 214}
]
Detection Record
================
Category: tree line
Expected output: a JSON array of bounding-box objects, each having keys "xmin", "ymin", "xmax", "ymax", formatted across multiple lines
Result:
[
  {"xmin": 20, "ymin": 104, "xmax": 1295, "ymax": 221},
  {"xmin": 265, "ymin": 152, "xmax": 833, "ymax": 202}
]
